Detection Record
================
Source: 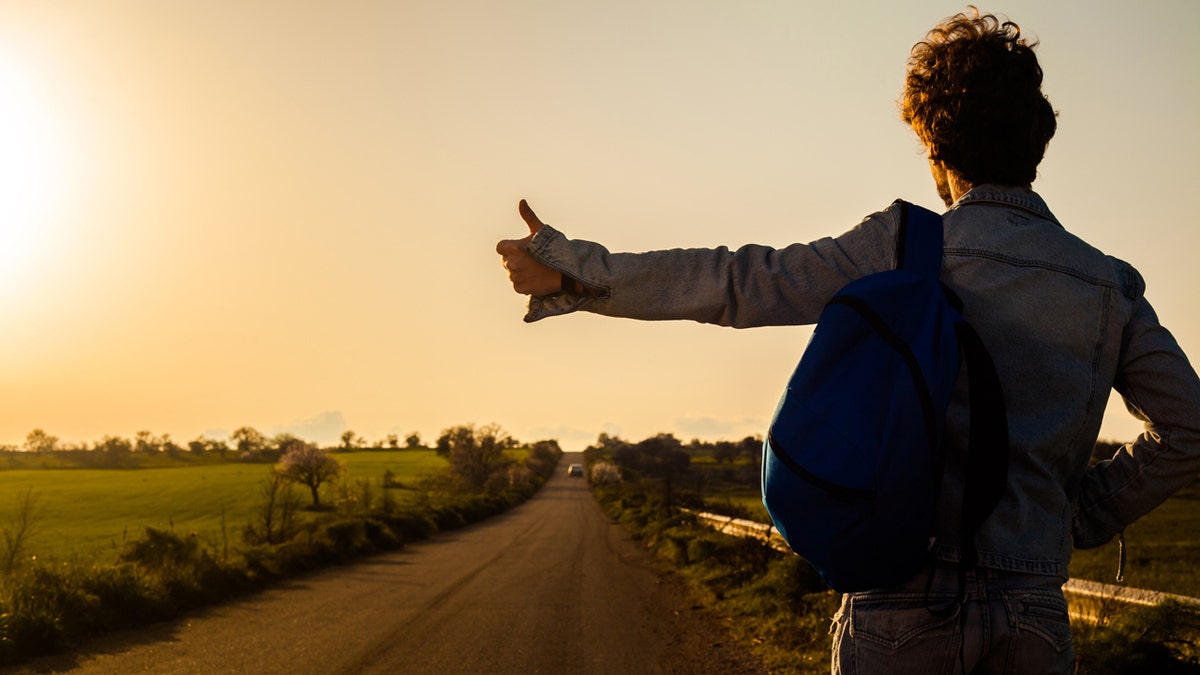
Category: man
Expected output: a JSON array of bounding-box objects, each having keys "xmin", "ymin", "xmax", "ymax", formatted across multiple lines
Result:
[{"xmin": 496, "ymin": 9, "xmax": 1200, "ymax": 673}]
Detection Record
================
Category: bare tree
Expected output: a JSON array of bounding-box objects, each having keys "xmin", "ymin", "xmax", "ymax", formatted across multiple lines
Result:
[{"xmin": 246, "ymin": 473, "xmax": 301, "ymax": 544}]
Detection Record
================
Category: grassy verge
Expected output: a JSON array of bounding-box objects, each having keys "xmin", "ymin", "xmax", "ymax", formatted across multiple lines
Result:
[
  {"xmin": 588, "ymin": 470, "xmax": 1200, "ymax": 674},
  {"xmin": 0, "ymin": 445, "xmax": 560, "ymax": 665},
  {"xmin": 591, "ymin": 479, "xmax": 838, "ymax": 673}
]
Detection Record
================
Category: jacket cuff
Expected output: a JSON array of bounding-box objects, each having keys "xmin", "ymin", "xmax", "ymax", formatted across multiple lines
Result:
[{"xmin": 521, "ymin": 225, "xmax": 607, "ymax": 323}]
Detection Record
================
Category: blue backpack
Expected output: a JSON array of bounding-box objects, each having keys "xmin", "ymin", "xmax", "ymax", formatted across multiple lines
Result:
[{"xmin": 762, "ymin": 200, "xmax": 1008, "ymax": 594}]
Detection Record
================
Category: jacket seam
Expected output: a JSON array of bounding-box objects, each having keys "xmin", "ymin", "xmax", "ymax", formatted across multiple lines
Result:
[
  {"xmin": 1066, "ymin": 287, "xmax": 1112, "ymax": 456},
  {"xmin": 944, "ymin": 248, "xmax": 1125, "ymax": 290}
]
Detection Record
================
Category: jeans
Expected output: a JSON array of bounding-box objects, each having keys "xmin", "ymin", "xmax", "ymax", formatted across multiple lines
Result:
[{"xmin": 831, "ymin": 564, "xmax": 1074, "ymax": 674}]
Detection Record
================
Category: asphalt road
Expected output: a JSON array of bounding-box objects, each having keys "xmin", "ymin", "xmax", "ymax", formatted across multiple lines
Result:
[{"xmin": 16, "ymin": 453, "xmax": 765, "ymax": 674}]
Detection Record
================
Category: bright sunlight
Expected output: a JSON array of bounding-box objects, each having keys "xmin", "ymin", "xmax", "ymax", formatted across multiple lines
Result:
[{"xmin": 0, "ymin": 50, "xmax": 75, "ymax": 306}]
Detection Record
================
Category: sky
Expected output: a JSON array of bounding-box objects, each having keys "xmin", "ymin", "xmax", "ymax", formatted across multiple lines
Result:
[{"xmin": 0, "ymin": 1, "xmax": 1196, "ymax": 451}]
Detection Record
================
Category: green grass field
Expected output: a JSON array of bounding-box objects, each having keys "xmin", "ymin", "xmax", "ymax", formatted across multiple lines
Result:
[
  {"xmin": 0, "ymin": 450, "xmax": 448, "ymax": 563},
  {"xmin": 682, "ymin": 457, "xmax": 1200, "ymax": 599},
  {"xmin": 1067, "ymin": 481, "xmax": 1200, "ymax": 598}
]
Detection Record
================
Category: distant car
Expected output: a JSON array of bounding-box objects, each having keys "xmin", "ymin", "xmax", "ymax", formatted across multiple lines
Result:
[{"xmin": 567, "ymin": 463, "xmax": 584, "ymax": 477}]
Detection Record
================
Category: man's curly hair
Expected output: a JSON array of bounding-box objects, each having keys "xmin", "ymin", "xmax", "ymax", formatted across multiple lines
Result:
[{"xmin": 901, "ymin": 8, "xmax": 1057, "ymax": 187}]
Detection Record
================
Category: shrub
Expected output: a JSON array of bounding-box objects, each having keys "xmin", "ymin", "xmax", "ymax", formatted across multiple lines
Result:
[{"xmin": 590, "ymin": 461, "xmax": 622, "ymax": 484}]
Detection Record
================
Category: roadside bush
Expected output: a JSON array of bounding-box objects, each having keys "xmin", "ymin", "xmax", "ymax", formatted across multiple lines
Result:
[
  {"xmin": 427, "ymin": 504, "xmax": 467, "ymax": 531},
  {"xmin": 380, "ymin": 511, "xmax": 437, "ymax": 542},
  {"xmin": 311, "ymin": 517, "xmax": 400, "ymax": 560},
  {"xmin": 318, "ymin": 519, "xmax": 370, "ymax": 558},
  {"xmin": 78, "ymin": 563, "xmax": 167, "ymax": 628},
  {"xmin": 117, "ymin": 528, "xmax": 239, "ymax": 606},
  {"xmin": 0, "ymin": 565, "xmax": 92, "ymax": 656},
  {"xmin": 0, "ymin": 597, "xmax": 63, "ymax": 661}
]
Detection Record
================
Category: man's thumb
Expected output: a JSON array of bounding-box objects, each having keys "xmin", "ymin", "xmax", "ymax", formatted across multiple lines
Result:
[{"xmin": 518, "ymin": 199, "xmax": 545, "ymax": 235}]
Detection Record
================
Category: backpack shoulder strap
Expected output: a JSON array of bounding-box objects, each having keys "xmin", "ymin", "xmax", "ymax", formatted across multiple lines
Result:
[
  {"xmin": 894, "ymin": 200, "xmax": 1010, "ymax": 609},
  {"xmin": 895, "ymin": 200, "xmax": 944, "ymax": 277}
]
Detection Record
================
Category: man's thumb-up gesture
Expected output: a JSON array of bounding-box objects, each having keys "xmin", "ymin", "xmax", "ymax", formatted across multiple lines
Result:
[{"xmin": 496, "ymin": 200, "xmax": 563, "ymax": 296}]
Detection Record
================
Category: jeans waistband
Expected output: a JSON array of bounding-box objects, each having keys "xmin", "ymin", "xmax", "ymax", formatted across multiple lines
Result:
[{"xmin": 852, "ymin": 563, "xmax": 1063, "ymax": 597}]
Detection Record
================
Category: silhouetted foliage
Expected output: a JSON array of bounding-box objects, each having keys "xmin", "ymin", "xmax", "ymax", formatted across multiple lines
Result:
[
  {"xmin": 435, "ymin": 423, "xmax": 516, "ymax": 493},
  {"xmin": 22, "ymin": 430, "xmax": 57, "ymax": 454},
  {"xmin": 231, "ymin": 427, "xmax": 267, "ymax": 461}
]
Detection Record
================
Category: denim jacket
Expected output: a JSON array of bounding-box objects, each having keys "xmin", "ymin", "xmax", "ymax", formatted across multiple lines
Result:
[{"xmin": 522, "ymin": 185, "xmax": 1200, "ymax": 579}]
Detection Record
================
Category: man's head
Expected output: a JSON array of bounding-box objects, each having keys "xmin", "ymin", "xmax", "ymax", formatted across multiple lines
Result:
[{"xmin": 901, "ymin": 8, "xmax": 1057, "ymax": 201}]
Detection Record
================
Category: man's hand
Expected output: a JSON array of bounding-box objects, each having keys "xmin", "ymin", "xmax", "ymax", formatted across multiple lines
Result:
[{"xmin": 496, "ymin": 199, "xmax": 563, "ymax": 296}]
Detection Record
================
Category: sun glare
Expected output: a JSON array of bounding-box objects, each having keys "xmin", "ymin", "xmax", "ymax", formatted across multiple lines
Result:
[{"xmin": 0, "ymin": 52, "xmax": 76, "ymax": 305}]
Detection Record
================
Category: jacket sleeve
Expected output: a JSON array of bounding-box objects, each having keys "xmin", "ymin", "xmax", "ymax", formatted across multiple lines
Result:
[
  {"xmin": 520, "ymin": 205, "xmax": 899, "ymax": 328},
  {"xmin": 1072, "ymin": 291, "xmax": 1200, "ymax": 548}
]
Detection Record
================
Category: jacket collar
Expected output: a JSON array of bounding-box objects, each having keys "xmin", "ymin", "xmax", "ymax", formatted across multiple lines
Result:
[{"xmin": 951, "ymin": 185, "xmax": 1061, "ymax": 226}]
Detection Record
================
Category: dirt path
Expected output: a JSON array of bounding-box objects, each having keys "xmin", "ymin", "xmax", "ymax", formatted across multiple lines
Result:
[{"xmin": 13, "ymin": 453, "xmax": 765, "ymax": 674}]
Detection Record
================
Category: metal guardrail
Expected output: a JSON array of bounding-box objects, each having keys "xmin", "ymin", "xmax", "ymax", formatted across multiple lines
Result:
[{"xmin": 688, "ymin": 510, "xmax": 1200, "ymax": 625}]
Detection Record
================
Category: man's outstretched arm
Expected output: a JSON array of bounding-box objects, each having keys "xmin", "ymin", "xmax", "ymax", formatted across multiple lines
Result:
[{"xmin": 494, "ymin": 198, "xmax": 896, "ymax": 326}]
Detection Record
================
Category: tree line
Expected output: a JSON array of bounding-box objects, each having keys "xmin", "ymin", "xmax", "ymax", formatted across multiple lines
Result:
[{"xmin": 1, "ymin": 427, "xmax": 428, "ymax": 467}]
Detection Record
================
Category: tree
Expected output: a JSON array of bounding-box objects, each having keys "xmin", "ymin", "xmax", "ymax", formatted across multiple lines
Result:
[
  {"xmin": 231, "ymin": 427, "xmax": 266, "ymax": 460},
  {"xmin": 524, "ymin": 440, "xmax": 562, "ymax": 478},
  {"xmin": 276, "ymin": 443, "xmax": 343, "ymax": 508},
  {"xmin": 404, "ymin": 432, "xmax": 422, "ymax": 449},
  {"xmin": 162, "ymin": 436, "xmax": 182, "ymax": 455},
  {"xmin": 23, "ymin": 429, "xmax": 58, "ymax": 454},
  {"xmin": 272, "ymin": 433, "xmax": 306, "ymax": 455},
  {"xmin": 96, "ymin": 435, "xmax": 132, "ymax": 467},
  {"xmin": 713, "ymin": 441, "xmax": 739, "ymax": 464},
  {"xmin": 385, "ymin": 434, "xmax": 400, "ymax": 449},
  {"xmin": 134, "ymin": 430, "xmax": 162, "ymax": 453},
  {"xmin": 435, "ymin": 423, "xmax": 512, "ymax": 493},
  {"xmin": 609, "ymin": 433, "xmax": 690, "ymax": 511},
  {"xmin": 188, "ymin": 437, "xmax": 208, "ymax": 454},
  {"xmin": 340, "ymin": 430, "xmax": 365, "ymax": 450},
  {"xmin": 739, "ymin": 435, "xmax": 763, "ymax": 461}
]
